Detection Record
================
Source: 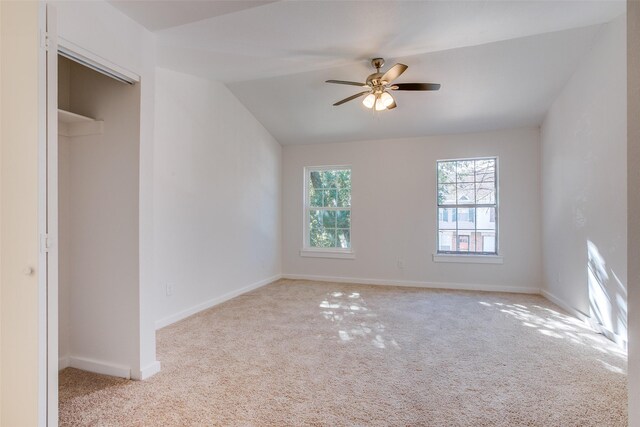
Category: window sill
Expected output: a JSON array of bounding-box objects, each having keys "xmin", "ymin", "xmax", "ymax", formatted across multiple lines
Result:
[
  {"xmin": 432, "ymin": 254, "xmax": 503, "ymax": 264},
  {"xmin": 300, "ymin": 249, "xmax": 355, "ymax": 259}
]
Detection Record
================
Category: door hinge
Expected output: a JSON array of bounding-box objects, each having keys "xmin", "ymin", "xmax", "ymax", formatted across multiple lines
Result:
[
  {"xmin": 40, "ymin": 234, "xmax": 51, "ymax": 253},
  {"xmin": 40, "ymin": 31, "xmax": 50, "ymax": 51}
]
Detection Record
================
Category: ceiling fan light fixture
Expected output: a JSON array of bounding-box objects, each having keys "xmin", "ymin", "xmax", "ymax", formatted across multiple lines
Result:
[
  {"xmin": 362, "ymin": 93, "xmax": 376, "ymax": 109},
  {"xmin": 327, "ymin": 58, "xmax": 440, "ymax": 111}
]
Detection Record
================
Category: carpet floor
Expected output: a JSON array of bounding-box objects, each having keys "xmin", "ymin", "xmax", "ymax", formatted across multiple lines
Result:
[{"xmin": 59, "ymin": 279, "xmax": 627, "ymax": 426}]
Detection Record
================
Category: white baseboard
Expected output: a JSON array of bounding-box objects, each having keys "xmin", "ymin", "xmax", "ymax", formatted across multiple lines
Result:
[
  {"xmin": 541, "ymin": 289, "xmax": 628, "ymax": 350},
  {"xmin": 540, "ymin": 289, "xmax": 589, "ymax": 321},
  {"xmin": 131, "ymin": 360, "xmax": 161, "ymax": 381},
  {"xmin": 61, "ymin": 356, "xmax": 160, "ymax": 380},
  {"xmin": 281, "ymin": 274, "xmax": 540, "ymax": 294},
  {"xmin": 155, "ymin": 274, "xmax": 282, "ymax": 330},
  {"xmin": 67, "ymin": 356, "xmax": 131, "ymax": 379},
  {"xmin": 58, "ymin": 355, "xmax": 70, "ymax": 371}
]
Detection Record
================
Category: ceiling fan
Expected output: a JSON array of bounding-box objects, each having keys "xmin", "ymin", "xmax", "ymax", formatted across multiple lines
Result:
[{"xmin": 326, "ymin": 58, "xmax": 440, "ymax": 111}]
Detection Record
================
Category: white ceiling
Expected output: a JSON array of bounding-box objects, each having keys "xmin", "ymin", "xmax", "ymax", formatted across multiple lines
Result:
[
  {"xmin": 110, "ymin": 0, "xmax": 625, "ymax": 145},
  {"xmin": 229, "ymin": 25, "xmax": 604, "ymax": 145},
  {"xmin": 152, "ymin": 1, "xmax": 624, "ymax": 83},
  {"xmin": 109, "ymin": 1, "xmax": 278, "ymax": 31}
]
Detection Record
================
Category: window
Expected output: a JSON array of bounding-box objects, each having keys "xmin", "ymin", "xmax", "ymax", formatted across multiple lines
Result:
[
  {"xmin": 437, "ymin": 157, "xmax": 497, "ymax": 255},
  {"xmin": 304, "ymin": 166, "xmax": 352, "ymax": 254}
]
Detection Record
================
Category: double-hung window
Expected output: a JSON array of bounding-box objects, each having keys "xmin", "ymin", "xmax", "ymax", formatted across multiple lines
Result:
[
  {"xmin": 303, "ymin": 166, "xmax": 352, "ymax": 257},
  {"xmin": 437, "ymin": 157, "xmax": 498, "ymax": 255}
]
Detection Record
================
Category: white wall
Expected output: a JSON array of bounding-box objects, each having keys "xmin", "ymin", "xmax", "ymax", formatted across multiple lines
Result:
[
  {"xmin": 54, "ymin": 0, "xmax": 158, "ymax": 378},
  {"xmin": 153, "ymin": 68, "xmax": 282, "ymax": 328},
  {"xmin": 627, "ymin": 1, "xmax": 640, "ymax": 424},
  {"xmin": 541, "ymin": 16, "xmax": 627, "ymax": 346},
  {"xmin": 58, "ymin": 58, "xmax": 141, "ymax": 376},
  {"xmin": 0, "ymin": 1, "xmax": 41, "ymax": 424},
  {"xmin": 282, "ymin": 128, "xmax": 541, "ymax": 293}
]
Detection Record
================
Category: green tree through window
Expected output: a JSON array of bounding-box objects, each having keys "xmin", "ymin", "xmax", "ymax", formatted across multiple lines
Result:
[{"xmin": 306, "ymin": 167, "xmax": 351, "ymax": 249}]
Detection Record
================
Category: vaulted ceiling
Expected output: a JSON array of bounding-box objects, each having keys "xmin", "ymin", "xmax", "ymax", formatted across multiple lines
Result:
[{"xmin": 109, "ymin": 0, "xmax": 625, "ymax": 145}]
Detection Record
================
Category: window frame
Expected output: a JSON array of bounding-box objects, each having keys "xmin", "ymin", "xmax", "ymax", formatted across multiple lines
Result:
[
  {"xmin": 435, "ymin": 156, "xmax": 499, "ymax": 257},
  {"xmin": 301, "ymin": 165, "xmax": 354, "ymax": 259}
]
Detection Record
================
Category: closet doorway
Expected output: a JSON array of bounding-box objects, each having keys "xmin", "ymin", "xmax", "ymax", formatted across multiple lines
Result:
[{"xmin": 56, "ymin": 52, "xmax": 141, "ymax": 395}]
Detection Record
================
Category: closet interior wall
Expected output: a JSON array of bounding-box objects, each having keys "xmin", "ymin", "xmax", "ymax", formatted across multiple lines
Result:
[{"xmin": 58, "ymin": 56, "xmax": 141, "ymax": 377}]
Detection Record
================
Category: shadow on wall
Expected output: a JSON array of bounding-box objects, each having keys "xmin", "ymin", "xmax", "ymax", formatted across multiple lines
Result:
[{"xmin": 587, "ymin": 240, "xmax": 627, "ymax": 348}]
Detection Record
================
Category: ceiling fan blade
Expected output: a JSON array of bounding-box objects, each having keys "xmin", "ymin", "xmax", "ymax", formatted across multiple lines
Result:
[
  {"xmin": 381, "ymin": 63, "xmax": 408, "ymax": 83},
  {"xmin": 391, "ymin": 83, "xmax": 441, "ymax": 91},
  {"xmin": 326, "ymin": 80, "xmax": 368, "ymax": 87},
  {"xmin": 333, "ymin": 91, "xmax": 370, "ymax": 106}
]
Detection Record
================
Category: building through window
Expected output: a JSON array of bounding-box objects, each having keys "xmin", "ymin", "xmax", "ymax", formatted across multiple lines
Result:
[{"xmin": 437, "ymin": 158, "xmax": 497, "ymax": 254}]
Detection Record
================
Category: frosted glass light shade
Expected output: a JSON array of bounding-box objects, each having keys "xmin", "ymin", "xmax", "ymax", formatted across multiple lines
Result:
[
  {"xmin": 380, "ymin": 92, "xmax": 394, "ymax": 107},
  {"xmin": 362, "ymin": 93, "xmax": 375, "ymax": 109}
]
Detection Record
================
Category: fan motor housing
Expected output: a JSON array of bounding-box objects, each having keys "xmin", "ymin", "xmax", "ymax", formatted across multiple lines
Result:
[{"xmin": 366, "ymin": 72, "xmax": 385, "ymax": 90}]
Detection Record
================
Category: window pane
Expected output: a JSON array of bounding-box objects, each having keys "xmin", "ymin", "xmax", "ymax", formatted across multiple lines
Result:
[
  {"xmin": 337, "ymin": 188, "xmax": 351, "ymax": 207},
  {"xmin": 438, "ymin": 230, "xmax": 456, "ymax": 252},
  {"xmin": 457, "ymin": 207, "xmax": 476, "ymax": 230},
  {"xmin": 336, "ymin": 170, "xmax": 351, "ymax": 189},
  {"xmin": 336, "ymin": 210, "xmax": 350, "ymax": 228},
  {"xmin": 323, "ymin": 171, "xmax": 339, "ymax": 189},
  {"xmin": 309, "ymin": 186, "xmax": 323, "ymax": 207},
  {"xmin": 310, "ymin": 223, "xmax": 325, "ymax": 247},
  {"xmin": 456, "ymin": 183, "xmax": 475, "ymax": 204},
  {"xmin": 438, "ymin": 208, "xmax": 456, "ymax": 230},
  {"xmin": 457, "ymin": 233, "xmax": 475, "ymax": 252},
  {"xmin": 438, "ymin": 161, "xmax": 456, "ymax": 183},
  {"xmin": 475, "ymin": 159, "xmax": 495, "ymax": 182},
  {"xmin": 311, "ymin": 225, "xmax": 336, "ymax": 248},
  {"xmin": 476, "ymin": 207, "xmax": 496, "ymax": 230},
  {"xmin": 310, "ymin": 171, "xmax": 324, "ymax": 188},
  {"xmin": 438, "ymin": 184, "xmax": 456, "ymax": 205},
  {"xmin": 309, "ymin": 225, "xmax": 321, "ymax": 247},
  {"xmin": 337, "ymin": 229, "xmax": 350, "ymax": 249},
  {"xmin": 317, "ymin": 171, "xmax": 331, "ymax": 188},
  {"xmin": 309, "ymin": 209, "xmax": 321, "ymax": 225},
  {"xmin": 326, "ymin": 229, "xmax": 337, "ymax": 246},
  {"xmin": 476, "ymin": 172, "xmax": 495, "ymax": 183},
  {"xmin": 457, "ymin": 160, "xmax": 475, "ymax": 182},
  {"xmin": 323, "ymin": 189, "xmax": 338, "ymax": 207},
  {"xmin": 321, "ymin": 210, "xmax": 336, "ymax": 228},
  {"xmin": 477, "ymin": 230, "xmax": 496, "ymax": 253},
  {"xmin": 476, "ymin": 182, "xmax": 496, "ymax": 204}
]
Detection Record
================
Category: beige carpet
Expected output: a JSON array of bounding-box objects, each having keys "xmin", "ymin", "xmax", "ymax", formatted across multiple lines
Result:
[{"xmin": 59, "ymin": 279, "xmax": 628, "ymax": 426}]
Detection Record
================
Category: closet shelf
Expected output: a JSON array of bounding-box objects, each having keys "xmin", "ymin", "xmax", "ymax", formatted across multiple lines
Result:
[{"xmin": 58, "ymin": 109, "xmax": 103, "ymax": 137}]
